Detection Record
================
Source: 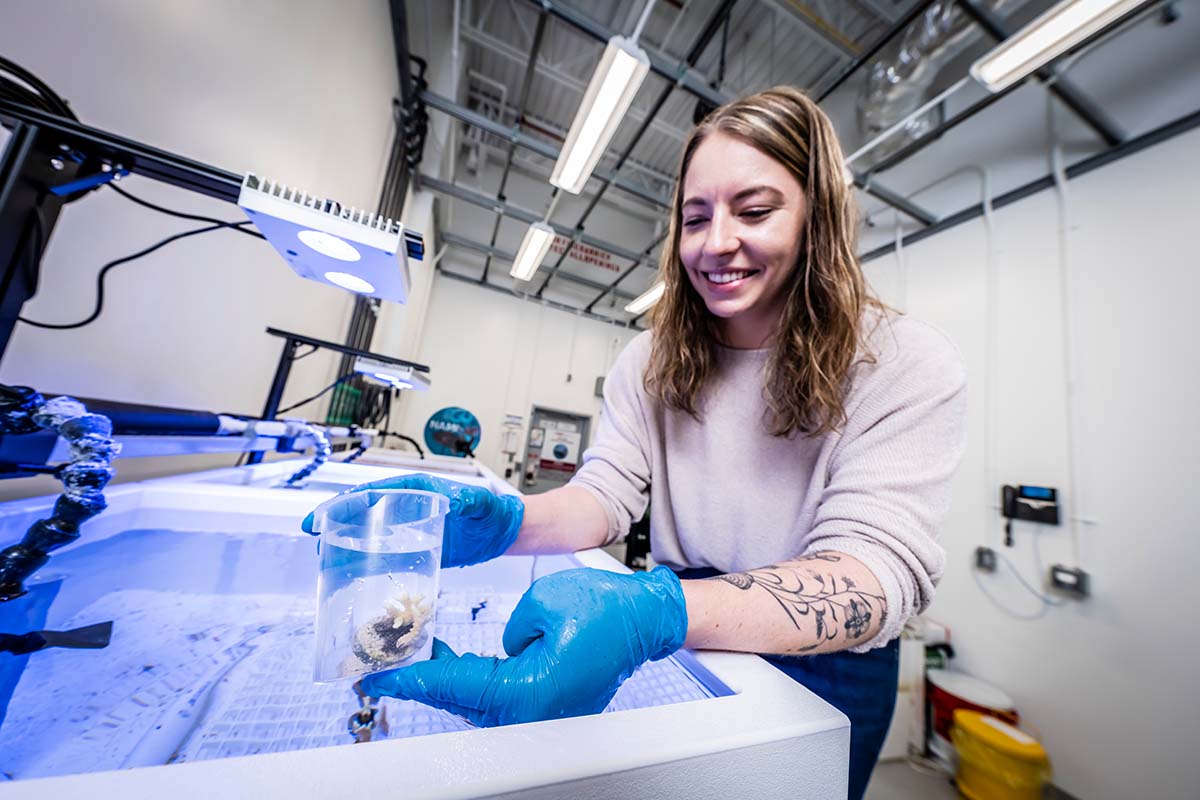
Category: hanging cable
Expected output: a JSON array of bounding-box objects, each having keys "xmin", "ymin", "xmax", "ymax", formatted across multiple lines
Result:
[
  {"xmin": 978, "ymin": 166, "xmax": 998, "ymax": 552},
  {"xmin": 565, "ymin": 310, "xmax": 581, "ymax": 383},
  {"xmin": 18, "ymin": 220, "xmax": 259, "ymax": 330},
  {"xmin": 107, "ymin": 184, "xmax": 264, "ymax": 239},
  {"xmin": 903, "ymin": 166, "xmax": 1000, "ymax": 551},
  {"xmin": 379, "ymin": 431, "xmax": 425, "ymax": 459},
  {"xmin": 972, "ymin": 560, "xmax": 1051, "ymax": 622},
  {"xmin": 1049, "ymin": 99, "xmax": 1086, "ymax": 569},
  {"xmin": 276, "ymin": 376, "xmax": 351, "ymax": 415}
]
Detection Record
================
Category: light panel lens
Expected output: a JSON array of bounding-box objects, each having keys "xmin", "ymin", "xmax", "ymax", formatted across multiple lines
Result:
[
  {"xmin": 298, "ymin": 229, "xmax": 362, "ymax": 261},
  {"xmin": 324, "ymin": 271, "xmax": 376, "ymax": 293}
]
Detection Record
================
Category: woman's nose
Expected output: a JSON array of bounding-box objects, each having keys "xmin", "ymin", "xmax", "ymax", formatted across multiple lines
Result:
[{"xmin": 703, "ymin": 212, "xmax": 739, "ymax": 259}]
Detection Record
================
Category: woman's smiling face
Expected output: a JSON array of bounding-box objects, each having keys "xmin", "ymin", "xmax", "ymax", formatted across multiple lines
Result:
[{"xmin": 679, "ymin": 131, "xmax": 808, "ymax": 349}]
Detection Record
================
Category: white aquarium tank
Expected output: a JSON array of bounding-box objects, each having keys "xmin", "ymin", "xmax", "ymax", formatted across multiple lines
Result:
[{"xmin": 0, "ymin": 460, "xmax": 849, "ymax": 799}]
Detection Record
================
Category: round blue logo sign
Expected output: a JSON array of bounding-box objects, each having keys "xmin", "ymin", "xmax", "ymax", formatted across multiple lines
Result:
[{"xmin": 424, "ymin": 407, "xmax": 482, "ymax": 457}]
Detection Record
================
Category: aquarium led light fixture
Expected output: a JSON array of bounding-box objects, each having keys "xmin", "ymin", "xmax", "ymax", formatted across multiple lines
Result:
[
  {"xmin": 352, "ymin": 356, "xmax": 431, "ymax": 392},
  {"xmin": 238, "ymin": 173, "xmax": 414, "ymax": 302}
]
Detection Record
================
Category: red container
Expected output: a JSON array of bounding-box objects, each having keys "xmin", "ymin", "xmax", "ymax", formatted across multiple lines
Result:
[{"xmin": 926, "ymin": 669, "xmax": 1018, "ymax": 751}]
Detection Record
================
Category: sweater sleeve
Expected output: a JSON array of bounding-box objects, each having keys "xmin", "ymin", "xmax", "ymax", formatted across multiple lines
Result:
[
  {"xmin": 804, "ymin": 321, "xmax": 967, "ymax": 652},
  {"xmin": 569, "ymin": 333, "xmax": 655, "ymax": 545}
]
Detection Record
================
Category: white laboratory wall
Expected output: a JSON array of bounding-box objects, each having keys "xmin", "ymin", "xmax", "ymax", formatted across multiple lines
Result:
[
  {"xmin": 864, "ymin": 128, "xmax": 1200, "ymax": 799},
  {"xmin": 0, "ymin": 1, "xmax": 400, "ymax": 496},
  {"xmin": 391, "ymin": 271, "xmax": 639, "ymax": 480}
]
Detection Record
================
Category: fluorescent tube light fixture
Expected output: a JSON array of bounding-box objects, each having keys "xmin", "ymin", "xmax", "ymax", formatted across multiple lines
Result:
[
  {"xmin": 352, "ymin": 356, "xmax": 431, "ymax": 392},
  {"xmin": 970, "ymin": 0, "xmax": 1147, "ymax": 92},
  {"xmin": 624, "ymin": 281, "xmax": 665, "ymax": 315},
  {"xmin": 550, "ymin": 36, "xmax": 651, "ymax": 194},
  {"xmin": 238, "ymin": 173, "xmax": 419, "ymax": 302},
  {"xmin": 510, "ymin": 222, "xmax": 556, "ymax": 281}
]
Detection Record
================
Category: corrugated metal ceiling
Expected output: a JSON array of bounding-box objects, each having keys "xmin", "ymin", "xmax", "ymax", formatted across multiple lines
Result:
[{"xmin": 426, "ymin": 0, "xmax": 1200, "ymax": 323}]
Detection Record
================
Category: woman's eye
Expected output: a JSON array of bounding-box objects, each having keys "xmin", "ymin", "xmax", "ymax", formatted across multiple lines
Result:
[
  {"xmin": 740, "ymin": 208, "xmax": 772, "ymax": 220},
  {"xmin": 683, "ymin": 217, "xmax": 708, "ymax": 228}
]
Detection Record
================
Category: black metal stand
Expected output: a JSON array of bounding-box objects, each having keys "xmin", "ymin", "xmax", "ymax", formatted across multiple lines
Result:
[
  {"xmin": 0, "ymin": 119, "xmax": 94, "ymax": 359},
  {"xmin": 0, "ymin": 97, "xmax": 246, "ymax": 364},
  {"xmin": 247, "ymin": 327, "xmax": 428, "ymax": 464}
]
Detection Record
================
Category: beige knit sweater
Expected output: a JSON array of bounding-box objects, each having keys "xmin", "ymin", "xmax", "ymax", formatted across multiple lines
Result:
[{"xmin": 571, "ymin": 313, "xmax": 968, "ymax": 652}]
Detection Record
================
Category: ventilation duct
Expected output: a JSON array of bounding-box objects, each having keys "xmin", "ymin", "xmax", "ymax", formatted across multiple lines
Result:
[{"xmin": 856, "ymin": 0, "xmax": 1015, "ymax": 171}]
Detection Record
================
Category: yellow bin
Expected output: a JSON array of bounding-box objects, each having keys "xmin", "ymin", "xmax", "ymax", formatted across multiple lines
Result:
[{"xmin": 952, "ymin": 709, "xmax": 1051, "ymax": 800}]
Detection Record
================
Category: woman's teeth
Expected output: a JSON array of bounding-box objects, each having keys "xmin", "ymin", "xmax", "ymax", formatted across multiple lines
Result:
[{"xmin": 706, "ymin": 270, "xmax": 755, "ymax": 285}]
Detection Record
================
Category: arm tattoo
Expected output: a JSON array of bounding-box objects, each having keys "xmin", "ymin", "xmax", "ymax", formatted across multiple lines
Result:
[{"xmin": 712, "ymin": 554, "xmax": 886, "ymax": 651}]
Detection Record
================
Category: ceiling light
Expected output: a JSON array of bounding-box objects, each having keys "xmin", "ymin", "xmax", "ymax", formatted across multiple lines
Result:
[
  {"xmin": 510, "ymin": 222, "xmax": 556, "ymax": 281},
  {"xmin": 324, "ymin": 272, "xmax": 375, "ymax": 293},
  {"xmin": 970, "ymin": 0, "xmax": 1147, "ymax": 92},
  {"xmin": 238, "ymin": 173, "xmax": 421, "ymax": 303},
  {"xmin": 625, "ymin": 281, "xmax": 665, "ymax": 314},
  {"xmin": 550, "ymin": 36, "xmax": 650, "ymax": 194}
]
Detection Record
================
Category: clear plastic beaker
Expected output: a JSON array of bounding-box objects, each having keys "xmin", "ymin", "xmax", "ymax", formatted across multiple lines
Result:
[{"xmin": 310, "ymin": 489, "xmax": 448, "ymax": 683}]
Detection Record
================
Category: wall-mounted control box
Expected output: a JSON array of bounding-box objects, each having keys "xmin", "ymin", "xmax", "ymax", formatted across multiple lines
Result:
[{"xmin": 1049, "ymin": 564, "xmax": 1090, "ymax": 598}]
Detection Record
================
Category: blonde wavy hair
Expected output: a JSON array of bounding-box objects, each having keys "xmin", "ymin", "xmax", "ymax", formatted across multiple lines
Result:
[{"xmin": 646, "ymin": 86, "xmax": 882, "ymax": 437}]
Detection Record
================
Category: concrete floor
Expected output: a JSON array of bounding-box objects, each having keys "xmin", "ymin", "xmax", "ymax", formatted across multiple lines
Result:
[{"xmin": 865, "ymin": 760, "xmax": 959, "ymax": 800}]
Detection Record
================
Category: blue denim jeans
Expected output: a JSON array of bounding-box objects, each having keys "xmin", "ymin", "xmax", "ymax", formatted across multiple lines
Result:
[{"xmin": 675, "ymin": 567, "xmax": 900, "ymax": 800}]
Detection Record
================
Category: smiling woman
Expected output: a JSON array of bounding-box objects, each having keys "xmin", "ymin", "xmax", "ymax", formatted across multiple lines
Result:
[
  {"xmin": 648, "ymin": 87, "xmax": 877, "ymax": 438},
  {"xmin": 335, "ymin": 86, "xmax": 967, "ymax": 800}
]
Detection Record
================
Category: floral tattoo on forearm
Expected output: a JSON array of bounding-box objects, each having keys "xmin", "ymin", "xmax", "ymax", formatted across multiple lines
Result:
[{"xmin": 712, "ymin": 554, "xmax": 886, "ymax": 651}]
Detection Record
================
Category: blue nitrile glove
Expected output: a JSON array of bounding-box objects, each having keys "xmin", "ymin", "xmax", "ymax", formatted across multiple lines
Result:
[
  {"xmin": 359, "ymin": 566, "xmax": 689, "ymax": 727},
  {"xmin": 301, "ymin": 473, "xmax": 524, "ymax": 568}
]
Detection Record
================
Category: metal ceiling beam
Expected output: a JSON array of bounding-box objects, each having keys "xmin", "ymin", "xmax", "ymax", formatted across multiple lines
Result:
[
  {"xmin": 534, "ymin": 0, "xmax": 740, "ymax": 299},
  {"xmin": 815, "ymin": 0, "xmax": 939, "ymax": 102},
  {"xmin": 583, "ymin": 231, "xmax": 668, "ymax": 313},
  {"xmin": 464, "ymin": 78, "xmax": 678, "ymax": 193},
  {"xmin": 418, "ymin": 173, "xmax": 648, "ymax": 264},
  {"xmin": 420, "ymin": 90, "xmax": 670, "ymax": 209},
  {"xmin": 862, "ymin": 83, "xmax": 1014, "ymax": 175},
  {"xmin": 481, "ymin": 10, "xmax": 549, "ymax": 283},
  {"xmin": 957, "ymin": 0, "xmax": 1124, "ymax": 147},
  {"xmin": 437, "ymin": 265, "xmax": 636, "ymax": 326},
  {"xmin": 860, "ymin": 104, "xmax": 1200, "ymax": 263},
  {"xmin": 459, "ymin": 23, "xmax": 693, "ymax": 147},
  {"xmin": 853, "ymin": 174, "xmax": 939, "ymax": 225},
  {"xmin": 521, "ymin": 0, "xmax": 731, "ymax": 108},
  {"xmin": 855, "ymin": 0, "xmax": 901, "ymax": 23},
  {"xmin": 756, "ymin": 0, "xmax": 859, "ymax": 61},
  {"xmin": 440, "ymin": 231, "xmax": 640, "ymax": 303},
  {"xmin": 439, "ymin": 267, "xmax": 648, "ymax": 326}
]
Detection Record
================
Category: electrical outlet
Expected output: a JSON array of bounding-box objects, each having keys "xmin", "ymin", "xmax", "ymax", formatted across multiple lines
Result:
[
  {"xmin": 1049, "ymin": 564, "xmax": 1089, "ymax": 598},
  {"xmin": 974, "ymin": 546, "xmax": 997, "ymax": 573}
]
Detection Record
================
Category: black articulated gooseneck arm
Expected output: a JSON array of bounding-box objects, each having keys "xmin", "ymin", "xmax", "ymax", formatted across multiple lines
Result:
[{"xmin": 0, "ymin": 385, "xmax": 118, "ymax": 602}]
